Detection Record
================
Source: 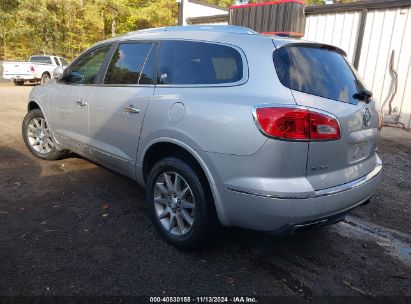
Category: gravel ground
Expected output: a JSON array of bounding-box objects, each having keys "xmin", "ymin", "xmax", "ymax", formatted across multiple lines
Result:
[{"xmin": 0, "ymin": 84, "xmax": 410, "ymax": 301}]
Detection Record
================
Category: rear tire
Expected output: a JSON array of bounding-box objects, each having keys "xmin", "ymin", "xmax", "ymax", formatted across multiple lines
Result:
[
  {"xmin": 147, "ymin": 157, "xmax": 218, "ymax": 250},
  {"xmin": 40, "ymin": 73, "xmax": 50, "ymax": 85},
  {"xmin": 14, "ymin": 80, "xmax": 24, "ymax": 86},
  {"xmin": 22, "ymin": 109, "xmax": 66, "ymax": 160}
]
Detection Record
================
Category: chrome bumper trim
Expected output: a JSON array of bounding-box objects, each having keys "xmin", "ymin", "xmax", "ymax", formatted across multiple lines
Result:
[{"xmin": 314, "ymin": 159, "xmax": 382, "ymax": 197}]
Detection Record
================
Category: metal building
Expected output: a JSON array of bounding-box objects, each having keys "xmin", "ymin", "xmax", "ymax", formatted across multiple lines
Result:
[
  {"xmin": 179, "ymin": 0, "xmax": 228, "ymax": 26},
  {"xmin": 305, "ymin": 0, "xmax": 411, "ymax": 128},
  {"xmin": 229, "ymin": 0, "xmax": 306, "ymax": 37}
]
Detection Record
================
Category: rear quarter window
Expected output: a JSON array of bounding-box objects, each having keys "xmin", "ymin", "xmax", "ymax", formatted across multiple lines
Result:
[
  {"xmin": 273, "ymin": 46, "xmax": 367, "ymax": 104},
  {"xmin": 157, "ymin": 40, "xmax": 243, "ymax": 85}
]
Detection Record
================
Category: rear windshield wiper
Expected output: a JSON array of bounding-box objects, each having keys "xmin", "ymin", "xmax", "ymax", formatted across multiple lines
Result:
[{"xmin": 352, "ymin": 89, "xmax": 373, "ymax": 103}]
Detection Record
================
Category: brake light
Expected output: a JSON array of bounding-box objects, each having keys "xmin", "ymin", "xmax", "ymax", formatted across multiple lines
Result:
[
  {"xmin": 255, "ymin": 107, "xmax": 309, "ymax": 140},
  {"xmin": 30, "ymin": 66, "xmax": 35, "ymax": 72},
  {"xmin": 254, "ymin": 106, "xmax": 340, "ymax": 141}
]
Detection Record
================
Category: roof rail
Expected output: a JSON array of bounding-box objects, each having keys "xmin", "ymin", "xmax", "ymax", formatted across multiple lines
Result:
[{"xmin": 137, "ymin": 25, "xmax": 257, "ymax": 35}]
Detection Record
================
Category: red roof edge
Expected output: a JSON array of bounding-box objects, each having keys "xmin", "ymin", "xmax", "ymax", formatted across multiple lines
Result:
[
  {"xmin": 261, "ymin": 31, "xmax": 304, "ymax": 37},
  {"xmin": 230, "ymin": 0, "xmax": 306, "ymax": 9}
]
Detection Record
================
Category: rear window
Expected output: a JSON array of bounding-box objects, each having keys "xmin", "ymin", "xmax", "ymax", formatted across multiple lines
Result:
[
  {"xmin": 157, "ymin": 40, "xmax": 243, "ymax": 85},
  {"xmin": 273, "ymin": 46, "xmax": 367, "ymax": 104},
  {"xmin": 30, "ymin": 56, "xmax": 52, "ymax": 64}
]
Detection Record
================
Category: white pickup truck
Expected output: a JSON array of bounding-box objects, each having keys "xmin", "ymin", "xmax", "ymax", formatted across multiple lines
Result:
[{"xmin": 1, "ymin": 55, "xmax": 69, "ymax": 85}]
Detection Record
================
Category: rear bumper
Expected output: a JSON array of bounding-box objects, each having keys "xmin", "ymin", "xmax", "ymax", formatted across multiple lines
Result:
[
  {"xmin": 3, "ymin": 74, "xmax": 36, "ymax": 80},
  {"xmin": 221, "ymin": 157, "xmax": 382, "ymax": 231},
  {"xmin": 267, "ymin": 198, "xmax": 371, "ymax": 235}
]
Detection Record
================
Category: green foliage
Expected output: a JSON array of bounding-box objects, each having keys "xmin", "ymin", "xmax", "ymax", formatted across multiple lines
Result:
[
  {"xmin": 0, "ymin": 0, "xmax": 358, "ymax": 61},
  {"xmin": 204, "ymin": 0, "xmax": 233, "ymax": 7},
  {"xmin": 0, "ymin": 0, "xmax": 177, "ymax": 61},
  {"xmin": 306, "ymin": 0, "xmax": 326, "ymax": 5}
]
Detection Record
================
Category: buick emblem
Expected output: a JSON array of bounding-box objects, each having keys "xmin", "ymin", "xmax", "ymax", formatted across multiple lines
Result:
[{"xmin": 363, "ymin": 108, "xmax": 371, "ymax": 126}]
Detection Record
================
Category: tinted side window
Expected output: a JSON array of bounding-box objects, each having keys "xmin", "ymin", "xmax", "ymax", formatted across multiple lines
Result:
[
  {"xmin": 273, "ymin": 46, "xmax": 367, "ymax": 104},
  {"xmin": 157, "ymin": 41, "xmax": 173, "ymax": 84},
  {"xmin": 139, "ymin": 44, "xmax": 157, "ymax": 85},
  {"xmin": 66, "ymin": 45, "xmax": 111, "ymax": 84},
  {"xmin": 104, "ymin": 43, "xmax": 156, "ymax": 85},
  {"xmin": 53, "ymin": 57, "xmax": 60, "ymax": 66},
  {"xmin": 60, "ymin": 58, "xmax": 69, "ymax": 66},
  {"xmin": 157, "ymin": 40, "xmax": 243, "ymax": 85}
]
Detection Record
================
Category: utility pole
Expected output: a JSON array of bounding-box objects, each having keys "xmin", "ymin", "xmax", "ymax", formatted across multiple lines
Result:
[{"xmin": 176, "ymin": 0, "xmax": 183, "ymax": 26}]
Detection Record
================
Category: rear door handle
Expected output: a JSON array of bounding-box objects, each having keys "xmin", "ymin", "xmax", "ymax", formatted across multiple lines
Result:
[
  {"xmin": 76, "ymin": 99, "xmax": 87, "ymax": 107},
  {"xmin": 124, "ymin": 105, "xmax": 140, "ymax": 114}
]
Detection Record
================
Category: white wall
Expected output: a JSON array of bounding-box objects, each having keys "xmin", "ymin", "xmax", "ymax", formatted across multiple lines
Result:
[
  {"xmin": 359, "ymin": 7, "xmax": 411, "ymax": 128},
  {"xmin": 182, "ymin": 0, "xmax": 227, "ymax": 25},
  {"xmin": 305, "ymin": 11, "xmax": 361, "ymax": 63},
  {"xmin": 305, "ymin": 7, "xmax": 411, "ymax": 128}
]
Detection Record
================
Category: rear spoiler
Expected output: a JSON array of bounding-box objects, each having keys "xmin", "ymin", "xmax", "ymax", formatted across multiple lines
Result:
[{"xmin": 272, "ymin": 40, "xmax": 347, "ymax": 57}]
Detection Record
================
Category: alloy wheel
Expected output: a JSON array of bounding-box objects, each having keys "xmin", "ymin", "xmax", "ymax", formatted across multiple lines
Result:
[
  {"xmin": 41, "ymin": 74, "xmax": 50, "ymax": 85},
  {"xmin": 26, "ymin": 117, "xmax": 54, "ymax": 154},
  {"xmin": 154, "ymin": 172, "xmax": 196, "ymax": 236}
]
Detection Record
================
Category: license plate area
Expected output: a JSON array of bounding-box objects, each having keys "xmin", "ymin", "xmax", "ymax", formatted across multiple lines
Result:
[{"xmin": 347, "ymin": 140, "xmax": 373, "ymax": 164}]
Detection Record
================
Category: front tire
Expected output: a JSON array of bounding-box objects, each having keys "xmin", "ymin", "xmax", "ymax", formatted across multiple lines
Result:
[
  {"xmin": 22, "ymin": 109, "xmax": 66, "ymax": 160},
  {"xmin": 147, "ymin": 157, "xmax": 218, "ymax": 250}
]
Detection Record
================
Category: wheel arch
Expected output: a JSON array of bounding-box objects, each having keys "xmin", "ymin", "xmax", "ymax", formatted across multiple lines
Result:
[
  {"xmin": 26, "ymin": 99, "xmax": 63, "ymax": 151},
  {"xmin": 28, "ymin": 100, "xmax": 41, "ymax": 112},
  {"xmin": 140, "ymin": 138, "xmax": 230, "ymax": 226}
]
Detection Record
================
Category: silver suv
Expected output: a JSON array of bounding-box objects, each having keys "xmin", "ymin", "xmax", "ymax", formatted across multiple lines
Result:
[{"xmin": 22, "ymin": 26, "xmax": 382, "ymax": 249}]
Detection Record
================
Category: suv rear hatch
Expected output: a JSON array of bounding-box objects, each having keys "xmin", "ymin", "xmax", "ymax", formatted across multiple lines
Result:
[{"xmin": 272, "ymin": 41, "xmax": 380, "ymax": 190}]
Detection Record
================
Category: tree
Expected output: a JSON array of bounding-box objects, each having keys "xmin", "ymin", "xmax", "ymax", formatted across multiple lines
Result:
[
  {"xmin": 0, "ymin": 0, "xmax": 19, "ymax": 59},
  {"xmin": 0, "ymin": 0, "xmax": 178, "ymax": 61}
]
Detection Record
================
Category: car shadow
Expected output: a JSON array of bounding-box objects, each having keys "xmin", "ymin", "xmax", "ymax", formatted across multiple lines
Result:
[{"xmin": 0, "ymin": 144, "xmax": 330, "ymax": 255}]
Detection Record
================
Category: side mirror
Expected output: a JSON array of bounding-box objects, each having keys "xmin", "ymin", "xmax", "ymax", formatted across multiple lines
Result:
[
  {"xmin": 68, "ymin": 71, "xmax": 84, "ymax": 83},
  {"xmin": 53, "ymin": 66, "xmax": 64, "ymax": 80}
]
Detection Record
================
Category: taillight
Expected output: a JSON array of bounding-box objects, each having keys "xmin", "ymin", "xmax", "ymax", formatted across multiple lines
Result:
[
  {"xmin": 255, "ymin": 107, "xmax": 309, "ymax": 140},
  {"xmin": 30, "ymin": 66, "xmax": 35, "ymax": 72},
  {"xmin": 309, "ymin": 111, "xmax": 340, "ymax": 140},
  {"xmin": 254, "ymin": 106, "xmax": 340, "ymax": 141}
]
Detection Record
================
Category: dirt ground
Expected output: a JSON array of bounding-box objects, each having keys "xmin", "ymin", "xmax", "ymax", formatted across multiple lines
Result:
[{"xmin": 0, "ymin": 84, "xmax": 410, "ymax": 300}]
